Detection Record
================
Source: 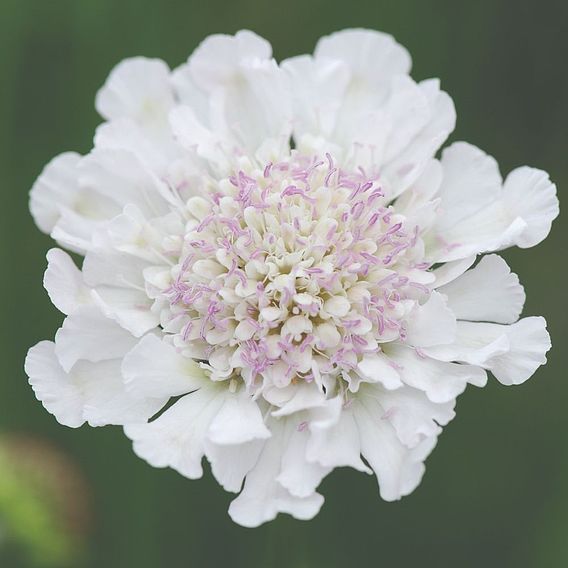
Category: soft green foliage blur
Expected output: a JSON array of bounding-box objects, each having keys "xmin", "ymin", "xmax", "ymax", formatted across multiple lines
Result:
[
  {"xmin": 0, "ymin": 438, "xmax": 86, "ymax": 566},
  {"xmin": 0, "ymin": 1, "xmax": 566, "ymax": 566}
]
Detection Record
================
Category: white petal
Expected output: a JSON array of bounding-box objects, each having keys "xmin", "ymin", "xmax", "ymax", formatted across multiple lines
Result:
[
  {"xmin": 78, "ymin": 359, "xmax": 164, "ymax": 427},
  {"xmin": 427, "ymin": 318, "xmax": 551, "ymax": 386},
  {"xmin": 205, "ymin": 440, "xmax": 265, "ymax": 493},
  {"xmin": 282, "ymin": 55, "xmax": 350, "ymax": 140},
  {"xmin": 83, "ymin": 248, "xmax": 158, "ymax": 336},
  {"xmin": 405, "ymin": 291, "xmax": 456, "ymax": 347},
  {"xmin": 122, "ymin": 334, "xmax": 208, "ymax": 399},
  {"xmin": 25, "ymin": 342, "xmax": 160, "ymax": 428},
  {"xmin": 353, "ymin": 392, "xmax": 437, "ymax": 501},
  {"xmin": 430, "ymin": 144, "xmax": 558, "ymax": 261},
  {"xmin": 207, "ymin": 389, "xmax": 270, "ymax": 445},
  {"xmin": 315, "ymin": 29, "xmax": 411, "ymax": 81},
  {"xmin": 423, "ymin": 320, "xmax": 511, "ymax": 367},
  {"xmin": 382, "ymin": 79, "xmax": 455, "ymax": 196},
  {"xmin": 277, "ymin": 419, "xmax": 331, "ymax": 498},
  {"xmin": 431, "ymin": 206, "xmax": 527, "ymax": 262},
  {"xmin": 54, "ymin": 305, "xmax": 138, "ymax": 372},
  {"xmin": 94, "ymin": 118, "xmax": 179, "ymax": 175},
  {"xmin": 437, "ymin": 142, "xmax": 503, "ymax": 227},
  {"xmin": 357, "ymin": 353, "xmax": 403, "ymax": 390},
  {"xmin": 169, "ymin": 105, "xmax": 229, "ymax": 170},
  {"xmin": 125, "ymin": 386, "xmax": 226, "ymax": 479},
  {"xmin": 30, "ymin": 152, "xmax": 112, "ymax": 255},
  {"xmin": 382, "ymin": 78, "xmax": 441, "ymax": 162},
  {"xmin": 438, "ymin": 255, "xmax": 525, "ymax": 324},
  {"xmin": 50, "ymin": 211, "xmax": 106, "ymax": 254},
  {"xmin": 188, "ymin": 30, "xmax": 272, "ymax": 91},
  {"xmin": 317, "ymin": 74, "xmax": 438, "ymax": 185},
  {"xmin": 432, "ymin": 255, "xmax": 476, "ymax": 288},
  {"xmin": 488, "ymin": 317, "xmax": 551, "ymax": 385},
  {"xmin": 306, "ymin": 399, "xmax": 371, "ymax": 473},
  {"xmin": 32, "ymin": 148, "xmax": 172, "ymax": 254},
  {"xmin": 502, "ymin": 166, "xmax": 559, "ymax": 248},
  {"xmin": 91, "ymin": 287, "xmax": 158, "ymax": 337},
  {"xmin": 204, "ymin": 387, "xmax": 271, "ymax": 494},
  {"xmin": 187, "ymin": 31, "xmax": 291, "ymax": 153},
  {"xmin": 228, "ymin": 418, "xmax": 324, "ymax": 527},
  {"xmin": 171, "ymin": 62, "xmax": 209, "ymax": 116},
  {"xmin": 210, "ymin": 59, "xmax": 292, "ymax": 153},
  {"xmin": 271, "ymin": 382, "xmax": 327, "ymax": 417},
  {"xmin": 394, "ymin": 159, "xmax": 443, "ymax": 229},
  {"xmin": 29, "ymin": 152, "xmax": 82, "ymax": 234},
  {"xmin": 43, "ymin": 248, "xmax": 89, "ymax": 315},
  {"xmin": 77, "ymin": 149, "xmax": 171, "ymax": 219},
  {"xmin": 95, "ymin": 57, "xmax": 175, "ymax": 125},
  {"xmin": 385, "ymin": 344, "xmax": 487, "ymax": 403},
  {"xmin": 375, "ymin": 385, "xmax": 456, "ymax": 447},
  {"xmin": 25, "ymin": 341, "xmax": 84, "ymax": 427}
]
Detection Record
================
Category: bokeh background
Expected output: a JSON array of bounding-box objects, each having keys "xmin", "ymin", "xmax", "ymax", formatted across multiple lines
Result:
[{"xmin": 0, "ymin": 0, "xmax": 566, "ymax": 566}]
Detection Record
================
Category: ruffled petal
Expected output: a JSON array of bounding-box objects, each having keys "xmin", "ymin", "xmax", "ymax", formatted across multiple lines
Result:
[
  {"xmin": 29, "ymin": 152, "xmax": 82, "ymax": 234},
  {"xmin": 356, "ymin": 352, "xmax": 403, "ymax": 390},
  {"xmin": 205, "ymin": 440, "xmax": 265, "ymax": 493},
  {"xmin": 54, "ymin": 305, "xmax": 138, "ymax": 372},
  {"xmin": 169, "ymin": 105, "xmax": 231, "ymax": 172},
  {"xmin": 385, "ymin": 344, "xmax": 487, "ymax": 403},
  {"xmin": 122, "ymin": 334, "xmax": 208, "ymax": 399},
  {"xmin": 404, "ymin": 291, "xmax": 457, "ymax": 347},
  {"xmin": 95, "ymin": 57, "xmax": 175, "ymax": 126},
  {"xmin": 432, "ymin": 255, "xmax": 476, "ymax": 288},
  {"xmin": 353, "ymin": 390, "xmax": 437, "ymax": 501},
  {"xmin": 43, "ymin": 248, "xmax": 89, "ymax": 315},
  {"xmin": 25, "ymin": 341, "xmax": 84, "ymax": 428},
  {"xmin": 94, "ymin": 118, "xmax": 180, "ymax": 175},
  {"xmin": 188, "ymin": 30, "xmax": 272, "ymax": 91},
  {"xmin": 436, "ymin": 142, "xmax": 503, "ymax": 227},
  {"xmin": 429, "ymin": 143, "xmax": 559, "ymax": 261},
  {"xmin": 314, "ymin": 29, "xmax": 411, "ymax": 81},
  {"xmin": 277, "ymin": 417, "xmax": 331, "ymax": 498},
  {"xmin": 270, "ymin": 382, "xmax": 327, "ymax": 417},
  {"xmin": 204, "ymin": 389, "xmax": 271, "ymax": 493},
  {"xmin": 77, "ymin": 149, "xmax": 172, "ymax": 219},
  {"xmin": 125, "ymin": 386, "xmax": 227, "ymax": 479},
  {"xmin": 306, "ymin": 398, "xmax": 371, "ymax": 473},
  {"xmin": 228, "ymin": 418, "xmax": 324, "ymax": 527},
  {"xmin": 282, "ymin": 54, "xmax": 351, "ymax": 141},
  {"xmin": 438, "ymin": 255, "xmax": 525, "ymax": 324},
  {"xmin": 83, "ymin": 247, "xmax": 158, "ymax": 336},
  {"xmin": 127, "ymin": 386, "xmax": 269, "ymax": 494},
  {"xmin": 424, "ymin": 318, "xmax": 551, "ymax": 385},
  {"xmin": 79, "ymin": 360, "xmax": 165, "ymax": 427},
  {"xmin": 25, "ymin": 341, "xmax": 161, "ymax": 428},
  {"xmin": 207, "ymin": 388, "xmax": 271, "ymax": 445},
  {"xmin": 382, "ymin": 79, "xmax": 456, "ymax": 197},
  {"xmin": 186, "ymin": 30, "xmax": 291, "ymax": 154},
  {"xmin": 375, "ymin": 385, "xmax": 456, "ymax": 447},
  {"xmin": 489, "ymin": 317, "xmax": 551, "ymax": 385},
  {"xmin": 502, "ymin": 166, "xmax": 559, "ymax": 248}
]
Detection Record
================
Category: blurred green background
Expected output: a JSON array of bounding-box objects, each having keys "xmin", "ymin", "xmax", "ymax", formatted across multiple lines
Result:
[{"xmin": 0, "ymin": 0, "xmax": 566, "ymax": 566}]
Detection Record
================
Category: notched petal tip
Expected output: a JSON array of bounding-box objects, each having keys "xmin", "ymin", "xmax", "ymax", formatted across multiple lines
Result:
[
  {"xmin": 503, "ymin": 166, "xmax": 559, "ymax": 249},
  {"xmin": 490, "ymin": 316, "xmax": 552, "ymax": 386}
]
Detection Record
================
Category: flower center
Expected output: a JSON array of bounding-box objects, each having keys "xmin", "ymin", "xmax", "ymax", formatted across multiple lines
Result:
[{"xmin": 161, "ymin": 153, "xmax": 430, "ymax": 392}]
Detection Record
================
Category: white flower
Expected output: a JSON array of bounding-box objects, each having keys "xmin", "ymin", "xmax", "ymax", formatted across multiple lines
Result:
[{"xmin": 25, "ymin": 29, "xmax": 558, "ymax": 527}]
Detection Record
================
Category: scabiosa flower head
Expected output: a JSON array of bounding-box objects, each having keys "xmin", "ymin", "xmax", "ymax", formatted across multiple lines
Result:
[{"xmin": 25, "ymin": 29, "xmax": 558, "ymax": 527}]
